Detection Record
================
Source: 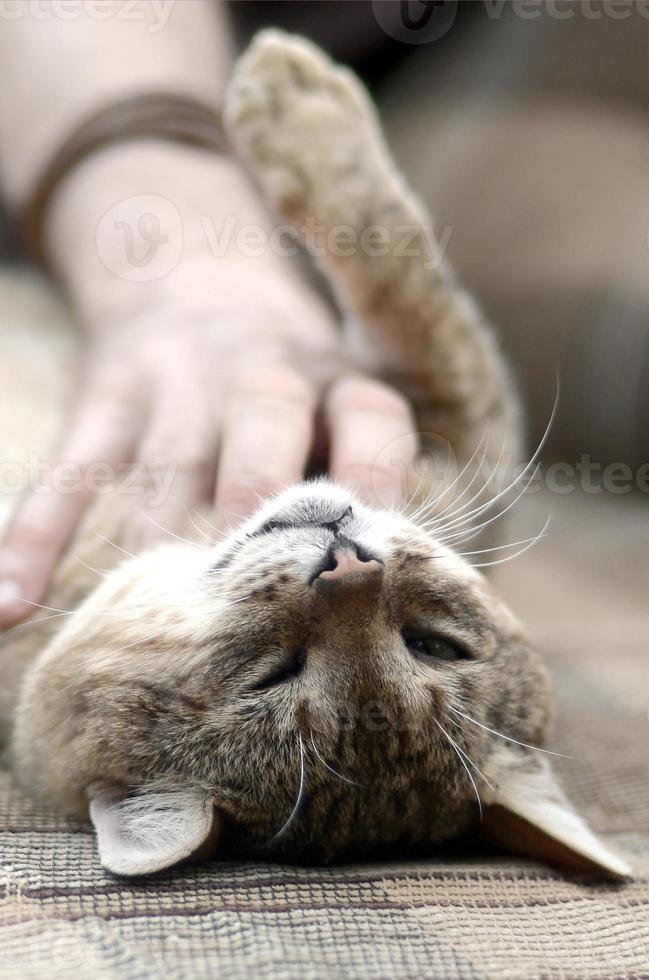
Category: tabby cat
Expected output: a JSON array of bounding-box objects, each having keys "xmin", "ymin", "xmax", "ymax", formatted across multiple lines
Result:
[{"xmin": 0, "ymin": 32, "xmax": 629, "ymax": 879}]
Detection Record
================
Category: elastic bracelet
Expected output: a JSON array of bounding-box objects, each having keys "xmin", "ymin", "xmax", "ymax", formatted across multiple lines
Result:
[{"xmin": 23, "ymin": 92, "xmax": 228, "ymax": 261}]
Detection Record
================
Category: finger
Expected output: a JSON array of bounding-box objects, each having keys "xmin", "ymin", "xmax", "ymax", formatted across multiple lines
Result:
[
  {"xmin": 326, "ymin": 374, "xmax": 418, "ymax": 509},
  {"xmin": 0, "ymin": 396, "xmax": 141, "ymax": 628},
  {"xmin": 214, "ymin": 365, "xmax": 315, "ymax": 533},
  {"xmin": 124, "ymin": 387, "xmax": 218, "ymax": 552}
]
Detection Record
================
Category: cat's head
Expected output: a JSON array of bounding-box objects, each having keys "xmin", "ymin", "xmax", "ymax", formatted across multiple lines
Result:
[{"xmin": 12, "ymin": 481, "xmax": 629, "ymax": 878}]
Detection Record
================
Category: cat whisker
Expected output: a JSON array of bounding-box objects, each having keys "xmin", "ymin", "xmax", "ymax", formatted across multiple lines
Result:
[
  {"xmin": 420, "ymin": 526, "xmax": 551, "ymax": 562},
  {"xmin": 3, "ymin": 610, "xmax": 79, "ymax": 633},
  {"xmin": 430, "ymin": 443, "xmax": 495, "ymax": 526},
  {"xmin": 307, "ymin": 732, "xmax": 362, "ymax": 788},
  {"xmin": 399, "ymin": 464, "xmax": 426, "ymax": 518},
  {"xmin": 404, "ymin": 486, "xmax": 435, "ymax": 528},
  {"xmin": 431, "ymin": 520, "xmax": 486, "ymax": 551},
  {"xmin": 415, "ymin": 428, "xmax": 492, "ymax": 527},
  {"xmin": 219, "ymin": 506, "xmax": 259, "ymax": 537},
  {"xmin": 405, "ymin": 482, "xmax": 440, "ymax": 528},
  {"xmin": 9, "ymin": 594, "xmax": 239, "ymax": 626},
  {"xmin": 429, "ymin": 463, "xmax": 541, "ymax": 541},
  {"xmin": 96, "ymin": 533, "xmax": 138, "ymax": 560},
  {"xmin": 431, "ymin": 382, "xmax": 559, "ymax": 538},
  {"xmin": 448, "ymin": 705, "xmax": 571, "ymax": 758},
  {"xmin": 136, "ymin": 511, "xmax": 202, "ymax": 549},
  {"xmin": 468, "ymin": 514, "xmax": 550, "ymax": 569},
  {"xmin": 186, "ymin": 509, "xmax": 226, "ymax": 540},
  {"xmin": 72, "ymin": 555, "xmax": 110, "ymax": 578},
  {"xmin": 13, "ymin": 597, "xmax": 88, "ymax": 617},
  {"xmin": 436, "ymin": 719, "xmax": 495, "ymax": 791},
  {"xmin": 436, "ymin": 462, "xmax": 541, "ymax": 547},
  {"xmin": 408, "ymin": 431, "xmax": 489, "ymax": 528},
  {"xmin": 184, "ymin": 508, "xmax": 218, "ymax": 546},
  {"xmin": 421, "ymin": 426, "xmax": 507, "ymax": 532},
  {"xmin": 434, "ymin": 719, "xmax": 486, "ymax": 820},
  {"xmin": 436, "ymin": 460, "xmax": 540, "ymax": 543},
  {"xmin": 457, "ymin": 527, "xmax": 549, "ymax": 559},
  {"xmin": 271, "ymin": 732, "xmax": 306, "ymax": 840},
  {"xmin": 13, "ymin": 596, "xmax": 144, "ymax": 617},
  {"xmin": 405, "ymin": 444, "xmax": 463, "ymax": 523},
  {"xmin": 420, "ymin": 454, "xmax": 501, "ymax": 534}
]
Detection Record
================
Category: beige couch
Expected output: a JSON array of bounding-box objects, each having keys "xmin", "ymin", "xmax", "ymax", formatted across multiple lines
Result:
[
  {"xmin": 1, "ymin": 484, "xmax": 647, "ymax": 977},
  {"xmin": 0, "ymin": 266, "xmax": 647, "ymax": 977}
]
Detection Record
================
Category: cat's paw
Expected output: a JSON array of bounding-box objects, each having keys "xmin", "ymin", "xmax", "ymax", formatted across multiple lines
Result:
[{"xmin": 224, "ymin": 30, "xmax": 381, "ymax": 216}]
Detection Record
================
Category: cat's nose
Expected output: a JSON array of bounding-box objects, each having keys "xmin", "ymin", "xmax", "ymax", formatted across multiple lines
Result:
[{"xmin": 314, "ymin": 544, "xmax": 383, "ymax": 589}]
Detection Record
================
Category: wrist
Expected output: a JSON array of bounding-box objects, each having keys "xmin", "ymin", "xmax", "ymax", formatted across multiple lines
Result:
[{"xmin": 43, "ymin": 139, "xmax": 289, "ymax": 328}]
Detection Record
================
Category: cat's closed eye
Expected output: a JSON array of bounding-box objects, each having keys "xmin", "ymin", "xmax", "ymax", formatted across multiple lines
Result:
[
  {"xmin": 252, "ymin": 648, "xmax": 307, "ymax": 691},
  {"xmin": 402, "ymin": 629, "xmax": 470, "ymax": 664}
]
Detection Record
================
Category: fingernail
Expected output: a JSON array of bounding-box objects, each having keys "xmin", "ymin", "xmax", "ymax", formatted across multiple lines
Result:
[{"xmin": 0, "ymin": 580, "xmax": 24, "ymax": 625}]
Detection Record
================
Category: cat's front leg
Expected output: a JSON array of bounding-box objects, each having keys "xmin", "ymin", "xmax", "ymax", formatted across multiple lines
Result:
[{"xmin": 225, "ymin": 32, "xmax": 522, "ymax": 525}]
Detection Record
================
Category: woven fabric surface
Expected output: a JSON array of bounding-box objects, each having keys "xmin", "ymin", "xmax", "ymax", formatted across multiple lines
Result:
[{"xmin": 1, "ymin": 488, "xmax": 648, "ymax": 980}]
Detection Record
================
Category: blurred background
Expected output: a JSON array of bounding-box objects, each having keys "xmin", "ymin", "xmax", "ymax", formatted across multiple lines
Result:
[
  {"xmin": 3, "ymin": 1, "xmax": 649, "ymax": 469},
  {"xmin": 231, "ymin": 0, "xmax": 649, "ymax": 468}
]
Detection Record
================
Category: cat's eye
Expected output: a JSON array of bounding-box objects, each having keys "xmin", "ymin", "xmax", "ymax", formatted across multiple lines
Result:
[
  {"xmin": 402, "ymin": 630, "xmax": 469, "ymax": 664},
  {"xmin": 252, "ymin": 648, "xmax": 306, "ymax": 691}
]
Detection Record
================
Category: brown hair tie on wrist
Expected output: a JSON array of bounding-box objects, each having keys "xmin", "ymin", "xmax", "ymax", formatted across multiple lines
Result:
[{"xmin": 23, "ymin": 92, "xmax": 228, "ymax": 262}]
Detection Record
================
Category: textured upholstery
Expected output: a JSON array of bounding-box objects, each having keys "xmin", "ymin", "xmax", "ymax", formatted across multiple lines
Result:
[{"xmin": 1, "ymin": 303, "xmax": 647, "ymax": 974}]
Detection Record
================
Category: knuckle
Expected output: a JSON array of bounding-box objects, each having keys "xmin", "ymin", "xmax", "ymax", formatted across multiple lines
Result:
[
  {"xmin": 234, "ymin": 364, "xmax": 313, "ymax": 410},
  {"xmin": 171, "ymin": 450, "xmax": 213, "ymax": 486},
  {"xmin": 330, "ymin": 376, "xmax": 412, "ymax": 421},
  {"xmin": 141, "ymin": 430, "xmax": 214, "ymax": 486}
]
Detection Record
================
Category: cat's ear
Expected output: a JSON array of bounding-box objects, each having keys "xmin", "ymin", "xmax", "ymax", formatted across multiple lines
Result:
[
  {"xmin": 481, "ymin": 748, "xmax": 631, "ymax": 879},
  {"xmin": 88, "ymin": 783, "xmax": 219, "ymax": 876}
]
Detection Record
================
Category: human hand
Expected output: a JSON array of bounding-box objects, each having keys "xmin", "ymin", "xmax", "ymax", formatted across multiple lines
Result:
[{"xmin": 0, "ymin": 149, "xmax": 417, "ymax": 628}]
